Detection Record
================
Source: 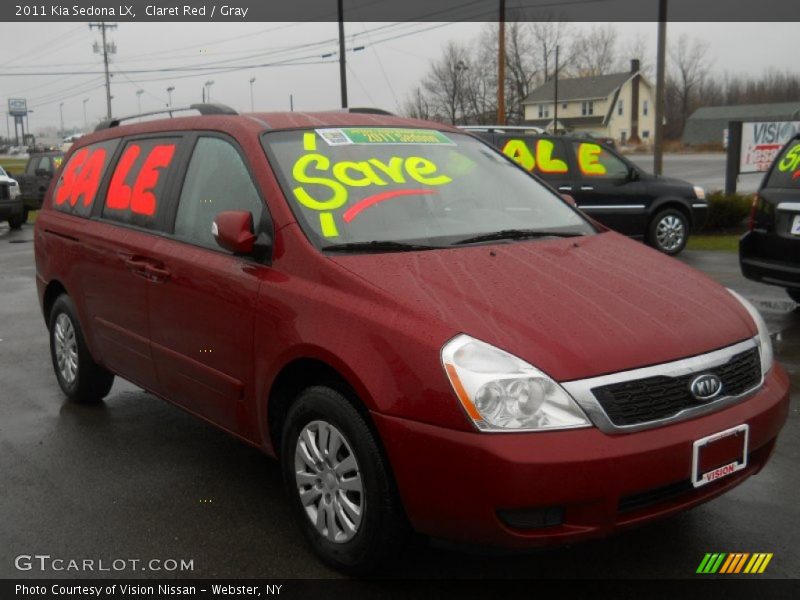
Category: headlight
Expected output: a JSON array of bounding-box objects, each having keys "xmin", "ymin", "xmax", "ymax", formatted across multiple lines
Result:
[
  {"xmin": 441, "ymin": 334, "xmax": 591, "ymax": 432},
  {"xmin": 728, "ymin": 289, "xmax": 773, "ymax": 375},
  {"xmin": 693, "ymin": 185, "xmax": 706, "ymax": 200}
]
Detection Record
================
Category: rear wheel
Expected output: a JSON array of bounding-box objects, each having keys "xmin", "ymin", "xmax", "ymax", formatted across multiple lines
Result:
[
  {"xmin": 281, "ymin": 386, "xmax": 408, "ymax": 575},
  {"xmin": 22, "ymin": 207, "xmax": 30, "ymax": 223},
  {"xmin": 48, "ymin": 294, "xmax": 114, "ymax": 403},
  {"xmin": 788, "ymin": 288, "xmax": 800, "ymax": 304},
  {"xmin": 648, "ymin": 208, "xmax": 688, "ymax": 255}
]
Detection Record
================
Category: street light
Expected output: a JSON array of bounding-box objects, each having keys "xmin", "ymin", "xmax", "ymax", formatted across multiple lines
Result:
[
  {"xmin": 82, "ymin": 98, "xmax": 89, "ymax": 131},
  {"xmin": 166, "ymin": 86, "xmax": 175, "ymax": 107},
  {"xmin": 204, "ymin": 80, "xmax": 215, "ymax": 102},
  {"xmin": 59, "ymin": 102, "xmax": 64, "ymax": 138},
  {"xmin": 136, "ymin": 89, "xmax": 144, "ymax": 113},
  {"xmin": 249, "ymin": 77, "xmax": 256, "ymax": 112}
]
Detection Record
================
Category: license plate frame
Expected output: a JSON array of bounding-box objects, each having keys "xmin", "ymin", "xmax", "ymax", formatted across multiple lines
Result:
[
  {"xmin": 791, "ymin": 214, "xmax": 800, "ymax": 236},
  {"xmin": 691, "ymin": 424, "xmax": 749, "ymax": 488}
]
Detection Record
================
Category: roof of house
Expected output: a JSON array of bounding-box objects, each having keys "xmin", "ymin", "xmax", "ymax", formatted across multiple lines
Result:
[
  {"xmin": 682, "ymin": 102, "xmax": 800, "ymax": 145},
  {"xmin": 523, "ymin": 71, "xmax": 635, "ymax": 104},
  {"xmin": 687, "ymin": 102, "xmax": 800, "ymax": 121}
]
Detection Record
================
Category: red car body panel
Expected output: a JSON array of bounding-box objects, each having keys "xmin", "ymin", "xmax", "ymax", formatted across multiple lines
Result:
[{"xmin": 33, "ymin": 111, "xmax": 790, "ymax": 550}]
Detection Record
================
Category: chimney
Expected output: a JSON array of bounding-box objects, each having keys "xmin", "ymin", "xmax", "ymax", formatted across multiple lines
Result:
[{"xmin": 628, "ymin": 59, "xmax": 641, "ymax": 145}]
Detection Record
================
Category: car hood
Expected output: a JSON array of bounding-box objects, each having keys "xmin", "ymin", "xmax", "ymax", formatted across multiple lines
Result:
[
  {"xmin": 329, "ymin": 231, "xmax": 756, "ymax": 382},
  {"xmin": 0, "ymin": 175, "xmax": 17, "ymax": 184}
]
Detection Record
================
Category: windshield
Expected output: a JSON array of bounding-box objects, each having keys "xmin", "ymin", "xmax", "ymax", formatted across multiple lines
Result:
[
  {"xmin": 262, "ymin": 128, "xmax": 594, "ymax": 249},
  {"xmin": 766, "ymin": 139, "xmax": 800, "ymax": 189},
  {"xmin": 0, "ymin": 167, "xmax": 6, "ymax": 177}
]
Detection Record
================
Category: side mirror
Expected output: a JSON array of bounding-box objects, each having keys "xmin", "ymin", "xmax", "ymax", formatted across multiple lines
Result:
[
  {"xmin": 212, "ymin": 211, "xmax": 257, "ymax": 255},
  {"xmin": 560, "ymin": 193, "xmax": 577, "ymax": 207},
  {"xmin": 627, "ymin": 166, "xmax": 640, "ymax": 181}
]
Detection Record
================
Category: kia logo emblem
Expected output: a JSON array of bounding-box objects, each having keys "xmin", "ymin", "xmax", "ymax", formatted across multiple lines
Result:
[{"xmin": 690, "ymin": 374, "xmax": 723, "ymax": 402}]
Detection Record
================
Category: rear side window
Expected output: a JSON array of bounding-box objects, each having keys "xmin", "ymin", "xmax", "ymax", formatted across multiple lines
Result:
[
  {"xmin": 52, "ymin": 140, "xmax": 119, "ymax": 218},
  {"xmin": 765, "ymin": 140, "xmax": 800, "ymax": 189},
  {"xmin": 102, "ymin": 137, "xmax": 180, "ymax": 229},
  {"xmin": 173, "ymin": 136, "xmax": 264, "ymax": 250},
  {"xmin": 498, "ymin": 136, "xmax": 571, "ymax": 181},
  {"xmin": 570, "ymin": 142, "xmax": 629, "ymax": 180}
]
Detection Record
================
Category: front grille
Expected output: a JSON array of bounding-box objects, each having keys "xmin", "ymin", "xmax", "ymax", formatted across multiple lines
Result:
[
  {"xmin": 592, "ymin": 348, "xmax": 760, "ymax": 427},
  {"xmin": 0, "ymin": 183, "xmax": 8, "ymax": 200}
]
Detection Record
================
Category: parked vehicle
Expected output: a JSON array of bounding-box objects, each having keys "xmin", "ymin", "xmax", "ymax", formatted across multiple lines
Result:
[
  {"xmin": 0, "ymin": 165, "xmax": 24, "ymax": 229},
  {"xmin": 740, "ymin": 134, "xmax": 800, "ymax": 304},
  {"xmin": 17, "ymin": 150, "xmax": 64, "ymax": 222},
  {"xmin": 34, "ymin": 105, "xmax": 789, "ymax": 574},
  {"xmin": 469, "ymin": 128, "xmax": 707, "ymax": 254}
]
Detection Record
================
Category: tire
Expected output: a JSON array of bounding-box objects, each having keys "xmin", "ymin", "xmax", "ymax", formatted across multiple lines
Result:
[
  {"xmin": 8, "ymin": 214, "xmax": 24, "ymax": 230},
  {"xmin": 281, "ymin": 386, "xmax": 408, "ymax": 575},
  {"xmin": 23, "ymin": 207, "xmax": 30, "ymax": 224},
  {"xmin": 48, "ymin": 294, "xmax": 114, "ymax": 403},
  {"xmin": 648, "ymin": 208, "xmax": 689, "ymax": 255},
  {"xmin": 787, "ymin": 288, "xmax": 800, "ymax": 304}
]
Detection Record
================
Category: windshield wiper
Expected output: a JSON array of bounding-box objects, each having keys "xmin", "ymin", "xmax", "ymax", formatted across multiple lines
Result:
[
  {"xmin": 323, "ymin": 240, "xmax": 442, "ymax": 253},
  {"xmin": 453, "ymin": 229, "xmax": 585, "ymax": 246}
]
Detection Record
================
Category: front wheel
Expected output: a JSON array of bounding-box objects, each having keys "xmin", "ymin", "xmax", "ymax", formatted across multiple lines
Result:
[
  {"xmin": 281, "ymin": 386, "xmax": 408, "ymax": 575},
  {"xmin": 648, "ymin": 209, "xmax": 689, "ymax": 255},
  {"xmin": 48, "ymin": 294, "xmax": 115, "ymax": 403},
  {"xmin": 8, "ymin": 213, "xmax": 24, "ymax": 230},
  {"xmin": 787, "ymin": 288, "xmax": 800, "ymax": 304}
]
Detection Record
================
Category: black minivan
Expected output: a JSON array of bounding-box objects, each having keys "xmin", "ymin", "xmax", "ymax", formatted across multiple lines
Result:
[
  {"xmin": 467, "ymin": 127, "xmax": 708, "ymax": 255},
  {"xmin": 740, "ymin": 134, "xmax": 800, "ymax": 303}
]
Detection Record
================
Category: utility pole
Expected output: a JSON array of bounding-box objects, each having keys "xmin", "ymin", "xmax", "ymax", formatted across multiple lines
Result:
[
  {"xmin": 553, "ymin": 45, "xmax": 559, "ymax": 134},
  {"xmin": 59, "ymin": 102, "xmax": 64, "ymax": 138},
  {"xmin": 89, "ymin": 22, "xmax": 117, "ymax": 120},
  {"xmin": 249, "ymin": 77, "xmax": 256, "ymax": 112},
  {"xmin": 290, "ymin": 94, "xmax": 294, "ymax": 112},
  {"xmin": 654, "ymin": 0, "xmax": 667, "ymax": 175},
  {"xmin": 337, "ymin": 0, "xmax": 348, "ymax": 108},
  {"xmin": 166, "ymin": 86, "xmax": 174, "ymax": 107},
  {"xmin": 205, "ymin": 80, "xmax": 214, "ymax": 102},
  {"xmin": 136, "ymin": 89, "xmax": 143, "ymax": 113},
  {"xmin": 497, "ymin": 0, "xmax": 505, "ymax": 124}
]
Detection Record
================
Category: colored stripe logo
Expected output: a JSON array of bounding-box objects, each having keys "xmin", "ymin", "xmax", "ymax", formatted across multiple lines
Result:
[{"xmin": 696, "ymin": 553, "xmax": 773, "ymax": 574}]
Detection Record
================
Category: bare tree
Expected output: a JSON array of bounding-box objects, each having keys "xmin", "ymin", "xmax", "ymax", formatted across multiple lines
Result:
[
  {"xmin": 419, "ymin": 41, "xmax": 473, "ymax": 124},
  {"xmin": 618, "ymin": 32, "xmax": 653, "ymax": 78},
  {"xmin": 668, "ymin": 33, "xmax": 711, "ymax": 135},
  {"xmin": 570, "ymin": 24, "xmax": 618, "ymax": 77},
  {"xmin": 402, "ymin": 86, "xmax": 432, "ymax": 121}
]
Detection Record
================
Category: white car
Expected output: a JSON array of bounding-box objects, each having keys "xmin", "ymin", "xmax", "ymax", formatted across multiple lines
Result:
[{"xmin": 0, "ymin": 165, "xmax": 24, "ymax": 229}]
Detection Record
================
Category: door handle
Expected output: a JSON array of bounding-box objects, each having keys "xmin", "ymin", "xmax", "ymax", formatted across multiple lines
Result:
[
  {"xmin": 124, "ymin": 256, "xmax": 150, "ymax": 272},
  {"xmin": 144, "ymin": 264, "xmax": 171, "ymax": 282},
  {"xmin": 580, "ymin": 185, "xmax": 594, "ymax": 191},
  {"xmin": 558, "ymin": 186, "xmax": 573, "ymax": 192}
]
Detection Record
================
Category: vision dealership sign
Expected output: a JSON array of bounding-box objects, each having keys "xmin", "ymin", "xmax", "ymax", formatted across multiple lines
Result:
[{"xmin": 740, "ymin": 121, "xmax": 800, "ymax": 174}]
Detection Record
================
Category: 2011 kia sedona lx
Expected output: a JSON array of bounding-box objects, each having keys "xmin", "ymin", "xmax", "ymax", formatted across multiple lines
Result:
[{"xmin": 34, "ymin": 105, "xmax": 790, "ymax": 574}]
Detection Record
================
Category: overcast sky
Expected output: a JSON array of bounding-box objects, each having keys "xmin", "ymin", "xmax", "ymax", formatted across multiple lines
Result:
[{"xmin": 0, "ymin": 21, "xmax": 797, "ymax": 135}]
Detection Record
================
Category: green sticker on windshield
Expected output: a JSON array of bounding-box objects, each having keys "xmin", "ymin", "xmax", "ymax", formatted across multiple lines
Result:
[{"xmin": 317, "ymin": 128, "xmax": 454, "ymax": 146}]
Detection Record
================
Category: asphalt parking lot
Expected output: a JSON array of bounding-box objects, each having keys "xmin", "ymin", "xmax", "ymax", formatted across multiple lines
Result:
[
  {"xmin": 0, "ymin": 221, "xmax": 797, "ymax": 580},
  {"xmin": 628, "ymin": 153, "xmax": 763, "ymax": 194}
]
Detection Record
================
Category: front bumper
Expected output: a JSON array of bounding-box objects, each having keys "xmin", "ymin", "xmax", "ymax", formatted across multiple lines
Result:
[
  {"xmin": 374, "ymin": 364, "xmax": 789, "ymax": 548},
  {"xmin": 0, "ymin": 200, "xmax": 24, "ymax": 221},
  {"xmin": 691, "ymin": 202, "xmax": 709, "ymax": 233}
]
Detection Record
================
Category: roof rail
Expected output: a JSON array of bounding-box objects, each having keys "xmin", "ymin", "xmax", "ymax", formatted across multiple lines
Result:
[
  {"xmin": 459, "ymin": 125, "xmax": 545, "ymax": 133},
  {"xmin": 94, "ymin": 103, "xmax": 238, "ymax": 131},
  {"xmin": 343, "ymin": 107, "xmax": 395, "ymax": 116}
]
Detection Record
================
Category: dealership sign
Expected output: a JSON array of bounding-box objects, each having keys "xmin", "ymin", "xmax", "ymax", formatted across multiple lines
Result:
[
  {"xmin": 7, "ymin": 98, "xmax": 27, "ymax": 116},
  {"xmin": 740, "ymin": 120, "xmax": 800, "ymax": 174}
]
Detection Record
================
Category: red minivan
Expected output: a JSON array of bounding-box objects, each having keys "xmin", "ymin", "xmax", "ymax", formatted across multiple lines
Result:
[{"xmin": 34, "ymin": 105, "xmax": 790, "ymax": 574}]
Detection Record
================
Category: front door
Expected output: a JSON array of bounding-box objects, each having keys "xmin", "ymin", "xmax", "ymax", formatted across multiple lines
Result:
[
  {"xmin": 146, "ymin": 135, "xmax": 267, "ymax": 436},
  {"xmin": 567, "ymin": 140, "xmax": 650, "ymax": 236}
]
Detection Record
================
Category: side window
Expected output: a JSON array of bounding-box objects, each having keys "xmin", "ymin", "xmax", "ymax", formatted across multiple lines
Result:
[
  {"xmin": 25, "ymin": 158, "xmax": 39, "ymax": 175},
  {"xmin": 39, "ymin": 156, "xmax": 53, "ymax": 173},
  {"xmin": 102, "ymin": 137, "xmax": 180, "ymax": 229},
  {"xmin": 499, "ymin": 136, "xmax": 571, "ymax": 181},
  {"xmin": 173, "ymin": 136, "xmax": 264, "ymax": 251},
  {"xmin": 52, "ymin": 140, "xmax": 119, "ymax": 218},
  {"xmin": 765, "ymin": 141, "xmax": 800, "ymax": 189},
  {"xmin": 572, "ymin": 142, "xmax": 629, "ymax": 180}
]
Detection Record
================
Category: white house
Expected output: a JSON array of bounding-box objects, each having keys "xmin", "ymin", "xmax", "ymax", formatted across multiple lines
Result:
[{"xmin": 522, "ymin": 60, "xmax": 656, "ymax": 145}]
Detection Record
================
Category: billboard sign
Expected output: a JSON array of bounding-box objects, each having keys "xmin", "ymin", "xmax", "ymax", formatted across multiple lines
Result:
[
  {"xmin": 8, "ymin": 98, "xmax": 27, "ymax": 116},
  {"xmin": 740, "ymin": 120, "xmax": 800, "ymax": 174}
]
